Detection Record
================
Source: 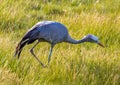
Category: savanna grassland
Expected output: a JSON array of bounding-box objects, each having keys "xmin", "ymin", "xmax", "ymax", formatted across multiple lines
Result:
[{"xmin": 0, "ymin": 0, "xmax": 120, "ymax": 85}]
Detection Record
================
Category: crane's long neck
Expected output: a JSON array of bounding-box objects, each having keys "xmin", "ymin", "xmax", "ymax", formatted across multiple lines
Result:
[{"xmin": 65, "ymin": 35, "xmax": 85, "ymax": 44}]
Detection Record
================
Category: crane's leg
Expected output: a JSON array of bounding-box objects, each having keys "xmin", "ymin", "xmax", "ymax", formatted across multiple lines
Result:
[
  {"xmin": 30, "ymin": 40, "xmax": 45, "ymax": 67},
  {"xmin": 48, "ymin": 44, "xmax": 54, "ymax": 64}
]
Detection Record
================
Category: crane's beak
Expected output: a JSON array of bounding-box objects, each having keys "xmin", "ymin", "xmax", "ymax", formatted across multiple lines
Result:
[{"xmin": 97, "ymin": 42, "xmax": 104, "ymax": 47}]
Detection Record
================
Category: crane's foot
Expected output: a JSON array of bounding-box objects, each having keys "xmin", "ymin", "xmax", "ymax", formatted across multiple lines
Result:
[
  {"xmin": 40, "ymin": 63, "xmax": 48, "ymax": 68},
  {"xmin": 43, "ymin": 65, "xmax": 48, "ymax": 68},
  {"xmin": 42, "ymin": 65, "xmax": 48, "ymax": 68}
]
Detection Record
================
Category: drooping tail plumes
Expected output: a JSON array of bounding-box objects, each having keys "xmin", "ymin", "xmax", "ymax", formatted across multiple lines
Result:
[
  {"xmin": 14, "ymin": 27, "xmax": 39, "ymax": 59},
  {"xmin": 14, "ymin": 40, "xmax": 29, "ymax": 59},
  {"xmin": 14, "ymin": 33, "xmax": 30, "ymax": 59}
]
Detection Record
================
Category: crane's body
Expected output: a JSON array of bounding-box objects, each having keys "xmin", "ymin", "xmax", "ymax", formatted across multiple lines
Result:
[
  {"xmin": 15, "ymin": 21, "xmax": 104, "ymax": 67},
  {"xmin": 26, "ymin": 21, "xmax": 68, "ymax": 44}
]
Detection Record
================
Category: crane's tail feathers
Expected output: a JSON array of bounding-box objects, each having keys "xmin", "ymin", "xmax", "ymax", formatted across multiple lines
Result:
[{"xmin": 14, "ymin": 39, "xmax": 29, "ymax": 59}]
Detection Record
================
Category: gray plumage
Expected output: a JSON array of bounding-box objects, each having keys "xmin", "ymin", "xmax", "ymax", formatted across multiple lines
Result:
[{"xmin": 14, "ymin": 21, "xmax": 104, "ymax": 67}]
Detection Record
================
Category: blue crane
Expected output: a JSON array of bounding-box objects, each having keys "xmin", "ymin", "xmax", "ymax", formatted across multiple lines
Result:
[{"xmin": 14, "ymin": 21, "xmax": 104, "ymax": 67}]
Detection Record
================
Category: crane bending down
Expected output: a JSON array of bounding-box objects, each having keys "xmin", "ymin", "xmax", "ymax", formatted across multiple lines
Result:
[{"xmin": 14, "ymin": 21, "xmax": 104, "ymax": 67}]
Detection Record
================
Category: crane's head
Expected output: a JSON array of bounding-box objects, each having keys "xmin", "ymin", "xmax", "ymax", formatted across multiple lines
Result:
[{"xmin": 82, "ymin": 34, "xmax": 104, "ymax": 47}]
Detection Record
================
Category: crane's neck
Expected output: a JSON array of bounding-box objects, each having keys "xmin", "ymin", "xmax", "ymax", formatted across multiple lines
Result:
[{"xmin": 65, "ymin": 35, "xmax": 86, "ymax": 44}]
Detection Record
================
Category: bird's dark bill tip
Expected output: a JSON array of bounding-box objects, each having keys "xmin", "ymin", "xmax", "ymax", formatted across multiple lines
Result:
[{"xmin": 97, "ymin": 42, "xmax": 104, "ymax": 47}]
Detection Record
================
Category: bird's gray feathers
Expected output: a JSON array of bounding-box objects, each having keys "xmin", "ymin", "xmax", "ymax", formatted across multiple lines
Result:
[
  {"xmin": 27, "ymin": 21, "xmax": 69, "ymax": 44},
  {"xmin": 14, "ymin": 21, "xmax": 69, "ymax": 58},
  {"xmin": 15, "ymin": 21, "xmax": 103, "ymax": 60}
]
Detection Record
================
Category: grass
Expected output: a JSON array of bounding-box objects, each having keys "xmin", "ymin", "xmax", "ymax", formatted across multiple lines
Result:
[{"xmin": 0, "ymin": 0, "xmax": 120, "ymax": 85}]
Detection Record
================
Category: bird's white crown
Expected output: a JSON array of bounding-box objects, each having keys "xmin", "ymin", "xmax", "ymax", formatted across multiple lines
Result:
[
  {"xmin": 83, "ymin": 34, "xmax": 99, "ymax": 42},
  {"xmin": 90, "ymin": 35, "xmax": 99, "ymax": 41}
]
